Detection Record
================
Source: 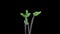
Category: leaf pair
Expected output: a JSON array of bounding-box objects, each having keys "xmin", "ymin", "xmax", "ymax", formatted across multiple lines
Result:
[
  {"xmin": 20, "ymin": 10, "xmax": 31, "ymax": 18},
  {"xmin": 20, "ymin": 10, "xmax": 41, "ymax": 25},
  {"xmin": 20, "ymin": 10, "xmax": 41, "ymax": 17},
  {"xmin": 33, "ymin": 11, "xmax": 41, "ymax": 16}
]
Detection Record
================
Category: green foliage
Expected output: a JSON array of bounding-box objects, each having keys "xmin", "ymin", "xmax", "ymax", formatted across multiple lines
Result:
[
  {"xmin": 20, "ymin": 10, "xmax": 41, "ymax": 25},
  {"xmin": 20, "ymin": 13, "xmax": 25, "ymax": 17},
  {"xmin": 20, "ymin": 10, "xmax": 31, "ymax": 25},
  {"xmin": 20, "ymin": 10, "xmax": 31, "ymax": 18},
  {"xmin": 25, "ymin": 10, "xmax": 31, "ymax": 18},
  {"xmin": 33, "ymin": 11, "xmax": 41, "ymax": 16}
]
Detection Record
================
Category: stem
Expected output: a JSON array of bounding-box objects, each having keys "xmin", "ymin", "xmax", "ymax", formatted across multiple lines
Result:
[
  {"xmin": 24, "ymin": 17, "xmax": 29, "ymax": 34},
  {"xmin": 28, "ymin": 23, "xmax": 30, "ymax": 34},
  {"xmin": 24, "ymin": 18, "xmax": 27, "ymax": 34},
  {"xmin": 25, "ymin": 18, "xmax": 30, "ymax": 34},
  {"xmin": 24, "ymin": 23, "xmax": 26, "ymax": 34},
  {"xmin": 29, "ymin": 16, "xmax": 35, "ymax": 34}
]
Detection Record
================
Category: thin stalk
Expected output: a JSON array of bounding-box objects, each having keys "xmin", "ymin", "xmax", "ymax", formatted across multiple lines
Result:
[
  {"xmin": 28, "ymin": 23, "xmax": 29, "ymax": 34},
  {"xmin": 24, "ymin": 17, "xmax": 29, "ymax": 34},
  {"xmin": 29, "ymin": 16, "xmax": 35, "ymax": 34},
  {"xmin": 24, "ymin": 18, "xmax": 27, "ymax": 34},
  {"xmin": 26, "ymin": 18, "xmax": 29, "ymax": 34},
  {"xmin": 24, "ymin": 23, "xmax": 26, "ymax": 34}
]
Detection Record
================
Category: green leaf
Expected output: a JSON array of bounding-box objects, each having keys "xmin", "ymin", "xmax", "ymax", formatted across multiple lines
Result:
[
  {"xmin": 25, "ymin": 10, "xmax": 31, "ymax": 17},
  {"xmin": 20, "ymin": 10, "xmax": 31, "ymax": 18},
  {"xmin": 20, "ymin": 13, "xmax": 25, "ymax": 17},
  {"xmin": 33, "ymin": 11, "xmax": 41, "ymax": 16}
]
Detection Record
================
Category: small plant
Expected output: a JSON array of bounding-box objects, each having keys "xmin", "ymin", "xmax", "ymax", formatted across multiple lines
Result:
[{"xmin": 20, "ymin": 10, "xmax": 41, "ymax": 34}]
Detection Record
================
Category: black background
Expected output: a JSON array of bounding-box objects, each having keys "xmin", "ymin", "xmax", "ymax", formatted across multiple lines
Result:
[{"xmin": 16, "ymin": 0, "xmax": 48, "ymax": 34}]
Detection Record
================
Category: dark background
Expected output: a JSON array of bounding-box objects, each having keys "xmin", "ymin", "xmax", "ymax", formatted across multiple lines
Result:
[{"xmin": 16, "ymin": 0, "xmax": 48, "ymax": 34}]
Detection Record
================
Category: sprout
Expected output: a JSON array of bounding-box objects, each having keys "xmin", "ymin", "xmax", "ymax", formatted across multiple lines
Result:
[
  {"xmin": 20, "ymin": 10, "xmax": 31, "ymax": 18},
  {"xmin": 20, "ymin": 10, "xmax": 41, "ymax": 34},
  {"xmin": 20, "ymin": 10, "xmax": 31, "ymax": 34},
  {"xmin": 20, "ymin": 10, "xmax": 31, "ymax": 25},
  {"xmin": 33, "ymin": 11, "xmax": 41, "ymax": 16}
]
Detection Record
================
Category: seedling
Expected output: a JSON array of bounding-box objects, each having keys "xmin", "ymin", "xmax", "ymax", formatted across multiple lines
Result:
[{"xmin": 20, "ymin": 10, "xmax": 41, "ymax": 34}]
